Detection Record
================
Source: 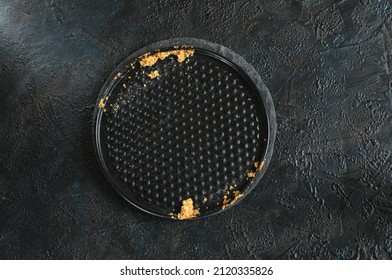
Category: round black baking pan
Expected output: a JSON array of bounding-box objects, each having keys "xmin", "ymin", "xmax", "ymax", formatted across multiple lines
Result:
[{"xmin": 93, "ymin": 38, "xmax": 277, "ymax": 220}]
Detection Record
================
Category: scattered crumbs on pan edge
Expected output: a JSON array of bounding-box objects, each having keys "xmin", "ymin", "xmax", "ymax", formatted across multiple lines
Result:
[
  {"xmin": 98, "ymin": 98, "xmax": 105, "ymax": 108},
  {"xmin": 222, "ymin": 190, "xmax": 243, "ymax": 210},
  {"xmin": 113, "ymin": 71, "xmax": 123, "ymax": 80},
  {"xmin": 139, "ymin": 48, "xmax": 194, "ymax": 67}
]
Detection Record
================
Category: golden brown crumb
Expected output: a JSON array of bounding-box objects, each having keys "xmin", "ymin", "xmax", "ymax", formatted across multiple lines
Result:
[
  {"xmin": 177, "ymin": 198, "xmax": 200, "ymax": 220},
  {"xmin": 139, "ymin": 49, "xmax": 194, "ymax": 67},
  {"xmin": 98, "ymin": 98, "xmax": 105, "ymax": 108},
  {"xmin": 222, "ymin": 195, "xmax": 230, "ymax": 205},
  {"xmin": 175, "ymin": 49, "xmax": 194, "ymax": 62},
  {"xmin": 222, "ymin": 191, "xmax": 243, "ymax": 209},
  {"xmin": 232, "ymin": 191, "xmax": 243, "ymax": 204},
  {"xmin": 247, "ymin": 171, "xmax": 256, "ymax": 178},
  {"xmin": 114, "ymin": 71, "xmax": 123, "ymax": 80},
  {"xmin": 254, "ymin": 161, "xmax": 259, "ymax": 168},
  {"xmin": 147, "ymin": 70, "xmax": 160, "ymax": 79},
  {"xmin": 257, "ymin": 159, "xmax": 266, "ymax": 172},
  {"xmin": 229, "ymin": 185, "xmax": 235, "ymax": 190},
  {"xmin": 122, "ymin": 84, "xmax": 127, "ymax": 88}
]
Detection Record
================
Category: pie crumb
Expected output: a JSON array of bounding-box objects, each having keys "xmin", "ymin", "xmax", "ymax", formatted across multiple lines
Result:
[
  {"xmin": 232, "ymin": 191, "xmax": 243, "ymax": 204},
  {"xmin": 222, "ymin": 195, "xmax": 230, "ymax": 206},
  {"xmin": 147, "ymin": 70, "xmax": 160, "ymax": 79},
  {"xmin": 139, "ymin": 49, "xmax": 194, "ymax": 67},
  {"xmin": 98, "ymin": 98, "xmax": 105, "ymax": 108},
  {"xmin": 177, "ymin": 198, "xmax": 200, "ymax": 220},
  {"xmin": 257, "ymin": 159, "xmax": 266, "ymax": 171},
  {"xmin": 222, "ymin": 191, "xmax": 243, "ymax": 209},
  {"xmin": 247, "ymin": 171, "xmax": 256, "ymax": 178},
  {"xmin": 114, "ymin": 71, "xmax": 122, "ymax": 80}
]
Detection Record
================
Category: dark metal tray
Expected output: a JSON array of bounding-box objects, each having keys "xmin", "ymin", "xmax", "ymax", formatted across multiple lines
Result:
[{"xmin": 93, "ymin": 38, "xmax": 276, "ymax": 219}]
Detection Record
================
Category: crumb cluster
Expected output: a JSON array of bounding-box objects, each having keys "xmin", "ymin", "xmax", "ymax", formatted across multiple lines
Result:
[
  {"xmin": 222, "ymin": 190, "xmax": 243, "ymax": 209},
  {"xmin": 139, "ymin": 49, "xmax": 194, "ymax": 67},
  {"xmin": 177, "ymin": 198, "xmax": 200, "ymax": 220},
  {"xmin": 254, "ymin": 160, "xmax": 266, "ymax": 172},
  {"xmin": 247, "ymin": 159, "xmax": 266, "ymax": 179}
]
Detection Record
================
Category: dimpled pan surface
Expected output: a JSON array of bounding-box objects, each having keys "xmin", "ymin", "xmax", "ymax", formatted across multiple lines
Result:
[{"xmin": 93, "ymin": 38, "xmax": 277, "ymax": 220}]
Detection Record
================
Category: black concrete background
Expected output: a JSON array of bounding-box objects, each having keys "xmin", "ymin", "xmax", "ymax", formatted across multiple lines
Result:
[{"xmin": 0, "ymin": 0, "xmax": 391, "ymax": 259}]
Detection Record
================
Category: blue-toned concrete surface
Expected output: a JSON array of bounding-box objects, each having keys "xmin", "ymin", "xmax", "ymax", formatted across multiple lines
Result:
[{"xmin": 0, "ymin": 0, "xmax": 391, "ymax": 259}]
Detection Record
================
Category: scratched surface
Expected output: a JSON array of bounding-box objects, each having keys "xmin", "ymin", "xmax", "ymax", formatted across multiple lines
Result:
[{"xmin": 0, "ymin": 0, "xmax": 391, "ymax": 259}]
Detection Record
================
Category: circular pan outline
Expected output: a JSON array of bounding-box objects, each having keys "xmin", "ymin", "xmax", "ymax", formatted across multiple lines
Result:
[{"xmin": 93, "ymin": 38, "xmax": 277, "ymax": 220}]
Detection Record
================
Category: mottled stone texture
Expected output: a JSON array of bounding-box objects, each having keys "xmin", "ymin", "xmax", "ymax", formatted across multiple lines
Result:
[{"xmin": 0, "ymin": 0, "xmax": 391, "ymax": 259}]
